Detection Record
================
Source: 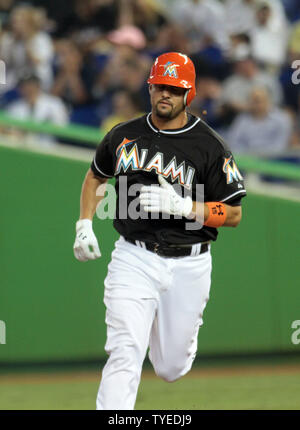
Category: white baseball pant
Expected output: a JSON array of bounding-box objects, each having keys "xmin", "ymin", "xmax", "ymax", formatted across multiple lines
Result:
[{"xmin": 96, "ymin": 236, "xmax": 212, "ymax": 410}]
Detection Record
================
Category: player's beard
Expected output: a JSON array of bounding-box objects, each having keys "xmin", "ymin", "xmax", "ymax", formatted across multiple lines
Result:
[{"xmin": 154, "ymin": 100, "xmax": 185, "ymax": 120}]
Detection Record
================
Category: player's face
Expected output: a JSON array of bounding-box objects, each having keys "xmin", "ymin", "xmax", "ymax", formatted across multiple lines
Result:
[{"xmin": 149, "ymin": 84, "xmax": 186, "ymax": 120}]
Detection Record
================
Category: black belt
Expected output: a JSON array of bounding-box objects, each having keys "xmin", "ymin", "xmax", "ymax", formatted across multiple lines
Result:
[{"xmin": 124, "ymin": 237, "xmax": 209, "ymax": 258}]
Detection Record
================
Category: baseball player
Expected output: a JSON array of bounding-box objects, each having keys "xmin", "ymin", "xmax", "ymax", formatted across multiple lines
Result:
[{"xmin": 73, "ymin": 52, "xmax": 246, "ymax": 410}]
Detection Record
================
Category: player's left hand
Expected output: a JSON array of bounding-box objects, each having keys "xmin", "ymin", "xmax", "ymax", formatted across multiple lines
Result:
[{"xmin": 139, "ymin": 175, "xmax": 193, "ymax": 218}]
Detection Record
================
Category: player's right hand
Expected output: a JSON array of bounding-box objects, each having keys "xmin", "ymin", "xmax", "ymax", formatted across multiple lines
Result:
[{"xmin": 73, "ymin": 219, "xmax": 101, "ymax": 262}]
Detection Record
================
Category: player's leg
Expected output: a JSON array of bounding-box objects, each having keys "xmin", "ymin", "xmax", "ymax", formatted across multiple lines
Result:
[
  {"xmin": 148, "ymin": 248, "xmax": 212, "ymax": 382},
  {"xmin": 97, "ymin": 296, "xmax": 156, "ymax": 410},
  {"xmin": 96, "ymin": 237, "xmax": 159, "ymax": 410}
]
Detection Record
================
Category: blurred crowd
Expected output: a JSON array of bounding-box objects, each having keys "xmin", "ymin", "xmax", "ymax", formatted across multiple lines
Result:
[{"xmin": 0, "ymin": 0, "xmax": 300, "ymax": 155}]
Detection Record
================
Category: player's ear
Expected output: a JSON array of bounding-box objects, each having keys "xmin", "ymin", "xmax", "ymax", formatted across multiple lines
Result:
[{"xmin": 148, "ymin": 84, "xmax": 153, "ymax": 95}]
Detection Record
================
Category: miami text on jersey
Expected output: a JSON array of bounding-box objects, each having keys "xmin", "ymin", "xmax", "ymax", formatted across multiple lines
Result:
[{"xmin": 115, "ymin": 137, "xmax": 195, "ymax": 188}]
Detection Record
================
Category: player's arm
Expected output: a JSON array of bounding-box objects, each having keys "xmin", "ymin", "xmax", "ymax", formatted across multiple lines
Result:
[
  {"xmin": 196, "ymin": 146, "xmax": 246, "ymax": 228},
  {"xmin": 140, "ymin": 176, "xmax": 242, "ymax": 228},
  {"xmin": 73, "ymin": 168, "xmax": 108, "ymax": 262},
  {"xmin": 79, "ymin": 168, "xmax": 108, "ymax": 220},
  {"xmin": 74, "ymin": 126, "xmax": 115, "ymax": 261},
  {"xmin": 190, "ymin": 202, "xmax": 241, "ymax": 228}
]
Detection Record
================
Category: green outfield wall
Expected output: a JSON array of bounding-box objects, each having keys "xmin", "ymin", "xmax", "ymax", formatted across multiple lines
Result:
[{"xmin": 0, "ymin": 145, "xmax": 299, "ymax": 363}]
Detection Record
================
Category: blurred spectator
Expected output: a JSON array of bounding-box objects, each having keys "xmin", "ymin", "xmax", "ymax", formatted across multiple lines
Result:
[
  {"xmin": 7, "ymin": 74, "xmax": 68, "ymax": 145},
  {"xmin": 0, "ymin": 0, "xmax": 16, "ymax": 30},
  {"xmin": 149, "ymin": 22, "xmax": 190, "ymax": 57},
  {"xmin": 118, "ymin": 0, "xmax": 169, "ymax": 45},
  {"xmin": 228, "ymin": 32, "xmax": 252, "ymax": 61},
  {"xmin": 52, "ymin": 39, "xmax": 97, "ymax": 108},
  {"xmin": 24, "ymin": 0, "xmax": 75, "ymax": 32},
  {"xmin": 192, "ymin": 42, "xmax": 230, "ymax": 82},
  {"xmin": 190, "ymin": 77, "xmax": 223, "ymax": 128},
  {"xmin": 256, "ymin": 0, "xmax": 288, "ymax": 29},
  {"xmin": 170, "ymin": 0, "xmax": 230, "ymax": 53},
  {"xmin": 224, "ymin": 0, "xmax": 287, "ymax": 36},
  {"xmin": 107, "ymin": 25, "xmax": 146, "ymax": 51},
  {"xmin": 281, "ymin": 0, "xmax": 300, "ymax": 23},
  {"xmin": 227, "ymin": 87, "xmax": 293, "ymax": 155},
  {"xmin": 219, "ymin": 49, "xmax": 282, "ymax": 126},
  {"xmin": 95, "ymin": 44, "xmax": 152, "ymax": 112},
  {"xmin": 224, "ymin": 0, "xmax": 257, "ymax": 35},
  {"xmin": 55, "ymin": 0, "xmax": 118, "ymax": 49},
  {"xmin": 290, "ymin": 107, "xmax": 300, "ymax": 146},
  {"xmin": 114, "ymin": 55, "xmax": 150, "ymax": 109},
  {"xmin": 0, "ymin": 5, "xmax": 54, "ymax": 91},
  {"xmin": 0, "ymin": 0, "xmax": 298, "ymax": 158},
  {"xmin": 101, "ymin": 89, "xmax": 143, "ymax": 133},
  {"xmin": 250, "ymin": 1, "xmax": 289, "ymax": 70}
]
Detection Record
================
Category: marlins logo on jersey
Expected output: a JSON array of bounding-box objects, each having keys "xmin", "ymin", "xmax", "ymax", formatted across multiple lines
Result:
[{"xmin": 223, "ymin": 155, "xmax": 243, "ymax": 184}]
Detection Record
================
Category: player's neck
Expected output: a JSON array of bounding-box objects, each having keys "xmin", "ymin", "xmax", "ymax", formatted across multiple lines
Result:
[{"xmin": 151, "ymin": 111, "xmax": 188, "ymax": 131}]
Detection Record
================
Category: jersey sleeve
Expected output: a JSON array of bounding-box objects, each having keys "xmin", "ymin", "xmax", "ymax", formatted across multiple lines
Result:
[
  {"xmin": 204, "ymin": 149, "xmax": 246, "ymax": 205},
  {"xmin": 91, "ymin": 130, "xmax": 115, "ymax": 178}
]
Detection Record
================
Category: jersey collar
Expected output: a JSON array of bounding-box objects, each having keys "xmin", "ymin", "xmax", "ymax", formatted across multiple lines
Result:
[{"xmin": 146, "ymin": 113, "xmax": 201, "ymax": 135}]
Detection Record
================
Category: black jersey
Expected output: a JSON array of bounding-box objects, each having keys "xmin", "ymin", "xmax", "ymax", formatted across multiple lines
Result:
[{"xmin": 91, "ymin": 113, "xmax": 246, "ymax": 245}]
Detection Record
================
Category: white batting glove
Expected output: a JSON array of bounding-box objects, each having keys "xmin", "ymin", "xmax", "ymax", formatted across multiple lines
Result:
[
  {"xmin": 73, "ymin": 219, "xmax": 101, "ymax": 262},
  {"xmin": 139, "ymin": 175, "xmax": 193, "ymax": 218}
]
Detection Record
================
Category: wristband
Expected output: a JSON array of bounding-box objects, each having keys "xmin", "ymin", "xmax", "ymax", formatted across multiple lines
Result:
[{"xmin": 204, "ymin": 202, "xmax": 226, "ymax": 228}]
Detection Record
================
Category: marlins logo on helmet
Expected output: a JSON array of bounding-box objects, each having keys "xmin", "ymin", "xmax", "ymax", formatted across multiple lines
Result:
[{"xmin": 163, "ymin": 61, "xmax": 179, "ymax": 78}]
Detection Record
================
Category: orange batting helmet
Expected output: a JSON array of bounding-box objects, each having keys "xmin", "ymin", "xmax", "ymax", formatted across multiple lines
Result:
[{"xmin": 147, "ymin": 52, "xmax": 196, "ymax": 106}]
